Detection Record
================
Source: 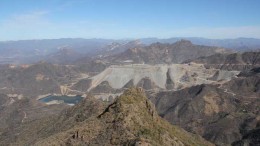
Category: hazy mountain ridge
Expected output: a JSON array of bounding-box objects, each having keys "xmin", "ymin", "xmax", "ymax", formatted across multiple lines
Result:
[
  {"xmin": 105, "ymin": 40, "xmax": 231, "ymax": 64},
  {"xmin": 0, "ymin": 38, "xmax": 115, "ymax": 64},
  {"xmin": 140, "ymin": 37, "xmax": 260, "ymax": 51},
  {"xmin": 1, "ymin": 37, "xmax": 260, "ymax": 64}
]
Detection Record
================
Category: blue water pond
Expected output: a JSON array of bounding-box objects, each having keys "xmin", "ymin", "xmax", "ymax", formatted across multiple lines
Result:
[{"xmin": 39, "ymin": 95, "xmax": 83, "ymax": 104}]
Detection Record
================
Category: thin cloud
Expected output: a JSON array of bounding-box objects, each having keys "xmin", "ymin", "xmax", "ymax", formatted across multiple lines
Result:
[
  {"xmin": 13, "ymin": 10, "xmax": 49, "ymax": 20},
  {"xmin": 1, "ymin": 10, "xmax": 260, "ymax": 40},
  {"xmin": 0, "ymin": 11, "xmax": 52, "ymax": 40},
  {"xmin": 1, "ymin": 10, "xmax": 50, "ymax": 28}
]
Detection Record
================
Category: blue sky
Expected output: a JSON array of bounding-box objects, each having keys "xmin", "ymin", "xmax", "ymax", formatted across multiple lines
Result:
[{"xmin": 0, "ymin": 0, "xmax": 260, "ymax": 41}]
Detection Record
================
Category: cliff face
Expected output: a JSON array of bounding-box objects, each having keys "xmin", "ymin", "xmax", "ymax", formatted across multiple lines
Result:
[{"xmin": 1, "ymin": 88, "xmax": 212, "ymax": 146}]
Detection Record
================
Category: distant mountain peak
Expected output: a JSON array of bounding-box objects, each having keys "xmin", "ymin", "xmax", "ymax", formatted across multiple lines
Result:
[{"xmin": 174, "ymin": 39, "xmax": 193, "ymax": 46}]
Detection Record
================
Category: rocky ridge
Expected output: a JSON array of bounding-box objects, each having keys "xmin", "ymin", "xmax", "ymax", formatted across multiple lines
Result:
[{"xmin": 0, "ymin": 88, "xmax": 213, "ymax": 146}]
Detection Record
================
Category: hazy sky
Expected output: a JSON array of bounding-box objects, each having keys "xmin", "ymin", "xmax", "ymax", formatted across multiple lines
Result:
[{"xmin": 1, "ymin": 0, "xmax": 260, "ymax": 41}]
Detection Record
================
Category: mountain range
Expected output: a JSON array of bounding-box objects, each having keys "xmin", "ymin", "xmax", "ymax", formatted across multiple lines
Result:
[
  {"xmin": 0, "ymin": 37, "xmax": 260, "ymax": 64},
  {"xmin": 0, "ymin": 39, "xmax": 259, "ymax": 146}
]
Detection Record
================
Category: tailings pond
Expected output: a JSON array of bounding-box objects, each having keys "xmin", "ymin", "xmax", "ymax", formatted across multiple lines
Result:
[{"xmin": 39, "ymin": 95, "xmax": 83, "ymax": 105}]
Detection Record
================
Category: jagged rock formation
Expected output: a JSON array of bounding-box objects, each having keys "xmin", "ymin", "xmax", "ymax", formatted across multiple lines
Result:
[
  {"xmin": 105, "ymin": 40, "xmax": 230, "ymax": 64},
  {"xmin": 187, "ymin": 52, "xmax": 260, "ymax": 71},
  {"xmin": 149, "ymin": 72, "xmax": 260, "ymax": 145},
  {"xmin": 0, "ymin": 88, "xmax": 213, "ymax": 146}
]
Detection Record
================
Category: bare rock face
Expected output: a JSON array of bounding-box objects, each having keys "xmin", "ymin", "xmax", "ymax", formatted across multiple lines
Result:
[{"xmin": 14, "ymin": 88, "xmax": 211, "ymax": 146}]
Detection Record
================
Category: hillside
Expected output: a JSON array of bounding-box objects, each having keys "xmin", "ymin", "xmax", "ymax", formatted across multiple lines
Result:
[
  {"xmin": 187, "ymin": 52, "xmax": 260, "ymax": 71},
  {"xmin": 0, "ymin": 62, "xmax": 82, "ymax": 97},
  {"xmin": 149, "ymin": 70, "xmax": 260, "ymax": 145},
  {"xmin": 0, "ymin": 88, "xmax": 212, "ymax": 146},
  {"xmin": 45, "ymin": 48, "xmax": 83, "ymax": 64}
]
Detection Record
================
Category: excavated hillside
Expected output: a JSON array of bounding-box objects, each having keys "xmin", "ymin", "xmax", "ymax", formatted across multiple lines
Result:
[
  {"xmin": 72, "ymin": 64, "xmax": 239, "ymax": 93},
  {"xmin": 0, "ymin": 88, "xmax": 213, "ymax": 146},
  {"xmin": 149, "ymin": 71, "xmax": 260, "ymax": 146}
]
